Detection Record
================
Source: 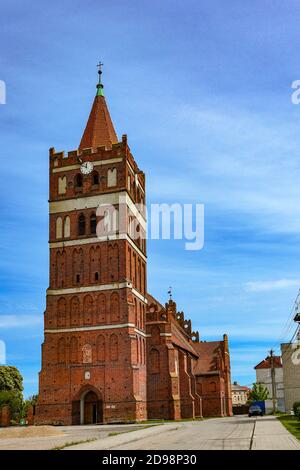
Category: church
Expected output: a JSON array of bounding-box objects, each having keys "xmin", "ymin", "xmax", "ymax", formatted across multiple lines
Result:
[{"xmin": 35, "ymin": 68, "xmax": 232, "ymax": 425}]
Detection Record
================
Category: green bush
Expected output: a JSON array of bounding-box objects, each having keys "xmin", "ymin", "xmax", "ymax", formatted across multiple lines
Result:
[
  {"xmin": 295, "ymin": 406, "xmax": 300, "ymax": 420},
  {"xmin": 293, "ymin": 402, "xmax": 300, "ymax": 416},
  {"xmin": 0, "ymin": 389, "xmax": 23, "ymax": 420}
]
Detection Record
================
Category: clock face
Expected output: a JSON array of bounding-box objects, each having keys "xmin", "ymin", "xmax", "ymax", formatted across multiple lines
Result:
[{"xmin": 80, "ymin": 161, "xmax": 94, "ymax": 175}]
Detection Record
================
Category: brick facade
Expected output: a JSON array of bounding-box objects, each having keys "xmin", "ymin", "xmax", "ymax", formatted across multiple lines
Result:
[
  {"xmin": 146, "ymin": 295, "xmax": 232, "ymax": 419},
  {"xmin": 35, "ymin": 76, "xmax": 232, "ymax": 425}
]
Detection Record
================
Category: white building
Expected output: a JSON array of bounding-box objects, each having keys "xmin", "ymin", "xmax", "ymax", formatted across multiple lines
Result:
[
  {"xmin": 281, "ymin": 342, "xmax": 300, "ymax": 413},
  {"xmin": 254, "ymin": 355, "xmax": 285, "ymax": 412},
  {"xmin": 231, "ymin": 382, "xmax": 249, "ymax": 406}
]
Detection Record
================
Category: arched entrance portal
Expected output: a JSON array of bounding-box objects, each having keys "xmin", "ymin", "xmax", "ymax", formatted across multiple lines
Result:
[
  {"xmin": 80, "ymin": 390, "xmax": 103, "ymax": 424},
  {"xmin": 72, "ymin": 386, "xmax": 103, "ymax": 425}
]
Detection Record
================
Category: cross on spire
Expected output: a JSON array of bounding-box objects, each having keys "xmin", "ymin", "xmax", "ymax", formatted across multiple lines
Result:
[{"xmin": 97, "ymin": 61, "xmax": 104, "ymax": 84}]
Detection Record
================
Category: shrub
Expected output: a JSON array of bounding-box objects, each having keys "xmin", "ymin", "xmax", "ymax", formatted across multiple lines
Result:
[
  {"xmin": 295, "ymin": 406, "xmax": 300, "ymax": 420},
  {"xmin": 293, "ymin": 402, "xmax": 300, "ymax": 416},
  {"xmin": 0, "ymin": 389, "xmax": 22, "ymax": 420}
]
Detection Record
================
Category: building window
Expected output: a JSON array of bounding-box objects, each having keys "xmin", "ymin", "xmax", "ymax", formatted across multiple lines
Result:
[
  {"xmin": 76, "ymin": 274, "xmax": 80, "ymax": 284},
  {"xmin": 56, "ymin": 217, "xmax": 63, "ymax": 239},
  {"xmin": 90, "ymin": 213, "xmax": 97, "ymax": 235},
  {"xmin": 64, "ymin": 216, "xmax": 70, "ymax": 238},
  {"xmin": 95, "ymin": 272, "xmax": 99, "ymax": 281},
  {"xmin": 92, "ymin": 170, "xmax": 99, "ymax": 185},
  {"xmin": 75, "ymin": 173, "xmax": 83, "ymax": 188},
  {"xmin": 78, "ymin": 213, "xmax": 86, "ymax": 236},
  {"xmin": 107, "ymin": 168, "xmax": 117, "ymax": 187},
  {"xmin": 58, "ymin": 176, "xmax": 67, "ymax": 195}
]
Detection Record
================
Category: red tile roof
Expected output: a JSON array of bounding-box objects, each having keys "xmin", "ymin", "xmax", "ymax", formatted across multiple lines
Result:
[
  {"xmin": 192, "ymin": 341, "xmax": 224, "ymax": 375},
  {"xmin": 170, "ymin": 323, "xmax": 199, "ymax": 357},
  {"xmin": 254, "ymin": 356, "xmax": 282, "ymax": 369}
]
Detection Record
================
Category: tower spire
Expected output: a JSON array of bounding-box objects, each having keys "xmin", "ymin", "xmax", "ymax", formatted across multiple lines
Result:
[{"xmin": 79, "ymin": 63, "xmax": 118, "ymax": 150}]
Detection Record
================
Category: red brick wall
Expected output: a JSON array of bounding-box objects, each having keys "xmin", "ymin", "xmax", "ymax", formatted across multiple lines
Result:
[
  {"xmin": 36, "ymin": 141, "xmax": 147, "ymax": 425},
  {"xmin": 0, "ymin": 405, "xmax": 10, "ymax": 427}
]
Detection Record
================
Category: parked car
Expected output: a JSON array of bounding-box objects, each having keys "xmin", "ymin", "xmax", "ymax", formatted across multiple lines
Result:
[{"xmin": 248, "ymin": 405, "xmax": 263, "ymax": 417}]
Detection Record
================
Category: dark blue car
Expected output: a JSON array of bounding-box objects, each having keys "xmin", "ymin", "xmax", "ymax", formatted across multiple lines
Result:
[{"xmin": 248, "ymin": 405, "xmax": 263, "ymax": 417}]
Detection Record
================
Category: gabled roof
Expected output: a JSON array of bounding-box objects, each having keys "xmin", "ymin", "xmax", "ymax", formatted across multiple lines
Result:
[
  {"xmin": 79, "ymin": 85, "xmax": 118, "ymax": 150},
  {"xmin": 254, "ymin": 356, "xmax": 282, "ymax": 369},
  {"xmin": 231, "ymin": 383, "xmax": 250, "ymax": 392},
  {"xmin": 192, "ymin": 341, "xmax": 224, "ymax": 375},
  {"xmin": 147, "ymin": 293, "xmax": 164, "ymax": 311}
]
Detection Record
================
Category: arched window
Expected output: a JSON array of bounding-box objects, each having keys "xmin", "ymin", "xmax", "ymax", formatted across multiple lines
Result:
[
  {"xmin": 82, "ymin": 343, "xmax": 92, "ymax": 363},
  {"xmin": 92, "ymin": 170, "xmax": 99, "ymax": 186},
  {"xmin": 64, "ymin": 216, "xmax": 70, "ymax": 238},
  {"xmin": 56, "ymin": 217, "xmax": 62, "ymax": 239},
  {"xmin": 58, "ymin": 176, "xmax": 67, "ymax": 195},
  {"xmin": 107, "ymin": 168, "xmax": 117, "ymax": 187},
  {"xmin": 90, "ymin": 213, "xmax": 97, "ymax": 235},
  {"xmin": 78, "ymin": 213, "xmax": 86, "ymax": 236},
  {"xmin": 75, "ymin": 173, "xmax": 83, "ymax": 188},
  {"xmin": 150, "ymin": 348, "xmax": 160, "ymax": 374},
  {"xmin": 210, "ymin": 381, "xmax": 217, "ymax": 393}
]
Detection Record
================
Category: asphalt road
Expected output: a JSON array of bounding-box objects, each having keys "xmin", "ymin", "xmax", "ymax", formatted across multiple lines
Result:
[{"xmin": 66, "ymin": 415, "xmax": 300, "ymax": 451}]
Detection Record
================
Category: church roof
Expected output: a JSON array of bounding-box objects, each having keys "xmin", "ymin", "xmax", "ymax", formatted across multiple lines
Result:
[
  {"xmin": 192, "ymin": 341, "xmax": 224, "ymax": 376},
  {"xmin": 79, "ymin": 82, "xmax": 118, "ymax": 151},
  {"xmin": 170, "ymin": 323, "xmax": 199, "ymax": 357}
]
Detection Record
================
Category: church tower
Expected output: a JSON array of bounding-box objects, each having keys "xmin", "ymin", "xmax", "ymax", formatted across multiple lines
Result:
[{"xmin": 35, "ymin": 67, "xmax": 147, "ymax": 425}]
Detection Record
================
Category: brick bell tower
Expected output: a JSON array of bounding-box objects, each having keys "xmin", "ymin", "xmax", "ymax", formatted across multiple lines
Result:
[{"xmin": 35, "ymin": 66, "xmax": 147, "ymax": 425}]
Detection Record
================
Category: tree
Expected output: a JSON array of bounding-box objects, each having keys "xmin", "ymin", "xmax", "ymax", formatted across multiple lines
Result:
[
  {"xmin": 0, "ymin": 366, "xmax": 24, "ymax": 421},
  {"xmin": 248, "ymin": 383, "xmax": 269, "ymax": 402},
  {"xmin": 0, "ymin": 366, "xmax": 23, "ymax": 393},
  {"xmin": 0, "ymin": 390, "xmax": 22, "ymax": 419}
]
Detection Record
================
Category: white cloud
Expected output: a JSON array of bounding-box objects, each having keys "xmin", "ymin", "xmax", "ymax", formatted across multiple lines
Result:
[
  {"xmin": 0, "ymin": 315, "xmax": 42, "ymax": 329},
  {"xmin": 147, "ymin": 100, "xmax": 300, "ymax": 235},
  {"xmin": 244, "ymin": 279, "xmax": 300, "ymax": 293}
]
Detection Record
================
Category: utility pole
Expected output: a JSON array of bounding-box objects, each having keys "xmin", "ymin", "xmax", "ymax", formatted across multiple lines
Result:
[{"xmin": 269, "ymin": 349, "xmax": 277, "ymax": 414}]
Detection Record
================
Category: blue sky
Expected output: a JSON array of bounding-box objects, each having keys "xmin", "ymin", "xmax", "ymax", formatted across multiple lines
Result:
[{"xmin": 1, "ymin": 0, "xmax": 300, "ymax": 397}]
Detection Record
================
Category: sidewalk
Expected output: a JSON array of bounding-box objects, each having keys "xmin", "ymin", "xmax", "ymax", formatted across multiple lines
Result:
[{"xmin": 252, "ymin": 416, "xmax": 300, "ymax": 450}]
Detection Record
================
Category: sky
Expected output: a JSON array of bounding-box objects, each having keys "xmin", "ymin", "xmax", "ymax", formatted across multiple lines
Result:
[{"xmin": 1, "ymin": 0, "xmax": 300, "ymax": 397}]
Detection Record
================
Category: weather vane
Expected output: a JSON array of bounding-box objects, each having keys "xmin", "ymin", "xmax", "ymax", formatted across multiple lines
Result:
[
  {"xmin": 97, "ymin": 61, "xmax": 104, "ymax": 84},
  {"xmin": 168, "ymin": 286, "xmax": 172, "ymax": 300}
]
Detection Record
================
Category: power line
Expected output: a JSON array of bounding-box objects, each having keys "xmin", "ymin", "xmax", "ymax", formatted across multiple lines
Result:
[{"xmin": 271, "ymin": 288, "xmax": 300, "ymax": 354}]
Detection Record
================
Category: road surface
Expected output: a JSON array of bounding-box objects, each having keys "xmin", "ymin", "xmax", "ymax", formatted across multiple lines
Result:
[{"xmin": 66, "ymin": 415, "xmax": 300, "ymax": 451}]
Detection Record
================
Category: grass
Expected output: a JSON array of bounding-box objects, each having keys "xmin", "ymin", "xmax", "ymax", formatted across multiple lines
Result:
[
  {"xmin": 51, "ymin": 438, "xmax": 97, "ymax": 450},
  {"xmin": 277, "ymin": 415, "xmax": 300, "ymax": 441}
]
